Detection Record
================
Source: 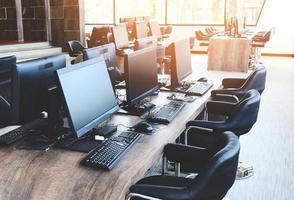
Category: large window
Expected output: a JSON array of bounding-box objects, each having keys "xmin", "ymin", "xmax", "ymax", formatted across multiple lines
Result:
[
  {"xmin": 167, "ymin": 0, "xmax": 225, "ymax": 25},
  {"xmin": 84, "ymin": 0, "xmax": 113, "ymax": 24},
  {"xmin": 115, "ymin": 0, "xmax": 165, "ymax": 24},
  {"xmin": 84, "ymin": 0, "xmax": 266, "ymax": 26},
  {"xmin": 226, "ymin": 0, "xmax": 265, "ymax": 25}
]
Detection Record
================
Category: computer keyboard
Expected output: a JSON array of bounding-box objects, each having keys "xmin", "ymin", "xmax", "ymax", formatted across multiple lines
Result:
[
  {"xmin": 0, "ymin": 119, "xmax": 47, "ymax": 145},
  {"xmin": 185, "ymin": 82, "xmax": 213, "ymax": 96},
  {"xmin": 80, "ymin": 131, "xmax": 142, "ymax": 170},
  {"xmin": 147, "ymin": 100, "xmax": 185, "ymax": 124},
  {"xmin": 0, "ymin": 127, "xmax": 28, "ymax": 145}
]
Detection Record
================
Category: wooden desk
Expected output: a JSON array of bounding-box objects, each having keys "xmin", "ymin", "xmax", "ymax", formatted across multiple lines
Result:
[
  {"xmin": 207, "ymin": 36, "xmax": 252, "ymax": 72},
  {"xmin": 0, "ymin": 72, "xmax": 233, "ymax": 200}
]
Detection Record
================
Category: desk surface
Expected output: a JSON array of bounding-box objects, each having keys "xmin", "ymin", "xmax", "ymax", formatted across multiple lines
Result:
[{"xmin": 0, "ymin": 70, "xmax": 246, "ymax": 200}]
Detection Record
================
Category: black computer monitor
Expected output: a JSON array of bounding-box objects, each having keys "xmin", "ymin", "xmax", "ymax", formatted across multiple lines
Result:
[
  {"xmin": 170, "ymin": 38, "xmax": 192, "ymax": 88},
  {"xmin": 10, "ymin": 54, "xmax": 66, "ymax": 125},
  {"xmin": 124, "ymin": 46, "xmax": 158, "ymax": 105},
  {"xmin": 83, "ymin": 43, "xmax": 123, "ymax": 84},
  {"xmin": 56, "ymin": 57, "xmax": 119, "ymax": 138}
]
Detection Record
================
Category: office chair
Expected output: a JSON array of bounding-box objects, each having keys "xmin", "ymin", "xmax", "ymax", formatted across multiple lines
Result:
[
  {"xmin": 0, "ymin": 96, "xmax": 10, "ymax": 128},
  {"xmin": 211, "ymin": 65, "xmax": 266, "ymax": 101},
  {"xmin": 195, "ymin": 30, "xmax": 210, "ymax": 41},
  {"xmin": 251, "ymin": 29, "xmax": 273, "ymax": 65},
  {"xmin": 66, "ymin": 40, "xmax": 86, "ymax": 57},
  {"xmin": 87, "ymin": 26, "xmax": 112, "ymax": 48},
  {"xmin": 186, "ymin": 89, "xmax": 260, "ymax": 179},
  {"xmin": 127, "ymin": 131, "xmax": 240, "ymax": 200},
  {"xmin": 0, "ymin": 55, "xmax": 16, "ymax": 102}
]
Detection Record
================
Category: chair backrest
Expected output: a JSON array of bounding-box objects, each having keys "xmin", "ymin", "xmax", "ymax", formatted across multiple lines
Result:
[
  {"xmin": 134, "ymin": 36, "xmax": 157, "ymax": 50},
  {"xmin": 0, "ymin": 55, "xmax": 16, "ymax": 86},
  {"xmin": 82, "ymin": 43, "xmax": 123, "ymax": 84},
  {"xmin": 148, "ymin": 20, "xmax": 162, "ymax": 38},
  {"xmin": 133, "ymin": 21, "xmax": 149, "ymax": 39},
  {"xmin": 241, "ymin": 65, "xmax": 267, "ymax": 94},
  {"xmin": 226, "ymin": 89, "xmax": 261, "ymax": 136},
  {"xmin": 66, "ymin": 40, "xmax": 85, "ymax": 57},
  {"xmin": 0, "ymin": 96, "xmax": 10, "ymax": 128},
  {"xmin": 111, "ymin": 23, "xmax": 130, "ymax": 49},
  {"xmin": 89, "ymin": 26, "xmax": 111, "ymax": 48},
  {"xmin": 189, "ymin": 131, "xmax": 240, "ymax": 199},
  {"xmin": 195, "ymin": 30, "xmax": 208, "ymax": 40}
]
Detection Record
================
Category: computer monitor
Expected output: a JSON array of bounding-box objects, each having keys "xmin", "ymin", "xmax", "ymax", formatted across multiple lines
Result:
[
  {"xmin": 83, "ymin": 43, "xmax": 123, "ymax": 84},
  {"xmin": 134, "ymin": 21, "xmax": 149, "ymax": 39},
  {"xmin": 111, "ymin": 23, "xmax": 130, "ymax": 49},
  {"xmin": 56, "ymin": 57, "xmax": 119, "ymax": 138},
  {"xmin": 10, "ymin": 54, "xmax": 66, "ymax": 125},
  {"xmin": 124, "ymin": 46, "xmax": 158, "ymax": 105},
  {"xmin": 170, "ymin": 38, "xmax": 192, "ymax": 88}
]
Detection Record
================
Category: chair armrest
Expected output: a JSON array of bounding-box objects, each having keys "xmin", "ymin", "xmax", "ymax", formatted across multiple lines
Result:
[
  {"xmin": 206, "ymin": 101, "xmax": 237, "ymax": 116},
  {"xmin": 210, "ymin": 93, "xmax": 239, "ymax": 103},
  {"xmin": 222, "ymin": 78, "xmax": 246, "ymax": 88},
  {"xmin": 211, "ymin": 88, "xmax": 244, "ymax": 99},
  {"xmin": 130, "ymin": 184, "xmax": 190, "ymax": 200},
  {"xmin": 186, "ymin": 120, "xmax": 227, "ymax": 131},
  {"xmin": 164, "ymin": 143, "xmax": 209, "ymax": 164}
]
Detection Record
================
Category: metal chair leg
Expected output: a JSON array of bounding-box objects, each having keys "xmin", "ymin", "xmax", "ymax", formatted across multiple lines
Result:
[{"xmin": 175, "ymin": 162, "xmax": 181, "ymax": 177}]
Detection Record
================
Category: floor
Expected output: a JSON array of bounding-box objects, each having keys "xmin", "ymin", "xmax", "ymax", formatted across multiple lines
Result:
[{"xmin": 147, "ymin": 55, "xmax": 294, "ymax": 200}]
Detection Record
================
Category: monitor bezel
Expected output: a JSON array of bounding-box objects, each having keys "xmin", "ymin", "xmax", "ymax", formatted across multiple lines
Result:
[
  {"xmin": 56, "ymin": 57, "xmax": 119, "ymax": 138},
  {"xmin": 124, "ymin": 46, "xmax": 159, "ymax": 105}
]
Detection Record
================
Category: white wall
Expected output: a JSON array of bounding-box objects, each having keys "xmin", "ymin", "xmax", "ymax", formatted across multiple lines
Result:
[
  {"xmin": 170, "ymin": 0, "xmax": 294, "ymax": 55},
  {"xmin": 257, "ymin": 0, "xmax": 294, "ymax": 54}
]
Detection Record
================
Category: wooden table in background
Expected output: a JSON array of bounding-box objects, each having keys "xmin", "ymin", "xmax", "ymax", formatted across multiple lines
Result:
[{"xmin": 208, "ymin": 36, "xmax": 252, "ymax": 72}]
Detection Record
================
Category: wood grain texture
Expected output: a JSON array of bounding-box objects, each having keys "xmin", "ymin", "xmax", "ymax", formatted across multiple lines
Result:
[{"xmin": 208, "ymin": 36, "xmax": 252, "ymax": 72}]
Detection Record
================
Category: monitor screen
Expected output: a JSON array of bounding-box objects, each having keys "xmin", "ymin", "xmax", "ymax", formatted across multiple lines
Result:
[
  {"xmin": 170, "ymin": 38, "xmax": 192, "ymax": 88},
  {"xmin": 124, "ymin": 46, "xmax": 158, "ymax": 105},
  {"xmin": 57, "ymin": 57, "xmax": 119, "ymax": 138},
  {"xmin": 11, "ymin": 54, "xmax": 66, "ymax": 124}
]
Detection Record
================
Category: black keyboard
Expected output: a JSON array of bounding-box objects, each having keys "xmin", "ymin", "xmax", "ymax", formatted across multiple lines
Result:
[
  {"xmin": 185, "ymin": 82, "xmax": 213, "ymax": 96},
  {"xmin": 80, "ymin": 131, "xmax": 142, "ymax": 170},
  {"xmin": 147, "ymin": 100, "xmax": 185, "ymax": 124},
  {"xmin": 0, "ymin": 119, "xmax": 46, "ymax": 145},
  {"xmin": 0, "ymin": 127, "xmax": 28, "ymax": 145}
]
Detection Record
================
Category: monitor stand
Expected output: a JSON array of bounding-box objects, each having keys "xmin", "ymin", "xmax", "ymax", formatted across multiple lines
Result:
[
  {"xmin": 118, "ymin": 101, "xmax": 155, "ymax": 116},
  {"xmin": 55, "ymin": 125, "xmax": 118, "ymax": 153}
]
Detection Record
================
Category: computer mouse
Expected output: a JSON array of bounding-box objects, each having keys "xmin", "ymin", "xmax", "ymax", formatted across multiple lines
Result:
[
  {"xmin": 197, "ymin": 77, "xmax": 208, "ymax": 82},
  {"xmin": 133, "ymin": 122, "xmax": 153, "ymax": 134}
]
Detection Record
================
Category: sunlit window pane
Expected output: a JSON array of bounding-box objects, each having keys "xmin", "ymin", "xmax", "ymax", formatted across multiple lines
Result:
[
  {"xmin": 84, "ymin": 0, "xmax": 113, "ymax": 24},
  {"xmin": 167, "ymin": 0, "xmax": 225, "ymax": 24},
  {"xmin": 226, "ymin": 0, "xmax": 265, "ymax": 25},
  {"xmin": 115, "ymin": 0, "xmax": 165, "ymax": 24}
]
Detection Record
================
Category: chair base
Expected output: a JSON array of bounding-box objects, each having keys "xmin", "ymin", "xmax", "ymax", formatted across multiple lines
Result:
[{"xmin": 236, "ymin": 162, "xmax": 254, "ymax": 180}]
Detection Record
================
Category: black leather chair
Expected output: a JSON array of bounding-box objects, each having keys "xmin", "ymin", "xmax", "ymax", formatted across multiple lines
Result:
[
  {"xmin": 87, "ymin": 26, "xmax": 112, "ymax": 48},
  {"xmin": 0, "ymin": 55, "xmax": 16, "ymax": 102},
  {"xmin": 186, "ymin": 90, "xmax": 261, "ymax": 142},
  {"xmin": 211, "ymin": 65, "xmax": 266, "ymax": 101},
  {"xmin": 0, "ymin": 96, "xmax": 10, "ymax": 128},
  {"xmin": 66, "ymin": 40, "xmax": 86, "ymax": 57},
  {"xmin": 127, "ymin": 131, "xmax": 240, "ymax": 200}
]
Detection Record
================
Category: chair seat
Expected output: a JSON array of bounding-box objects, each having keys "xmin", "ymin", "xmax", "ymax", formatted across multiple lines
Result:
[{"xmin": 252, "ymin": 42, "xmax": 265, "ymax": 48}]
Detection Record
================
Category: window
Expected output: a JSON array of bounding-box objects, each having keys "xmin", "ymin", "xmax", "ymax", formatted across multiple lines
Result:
[
  {"xmin": 167, "ymin": 0, "xmax": 225, "ymax": 24},
  {"xmin": 84, "ymin": 0, "xmax": 113, "ymax": 24},
  {"xmin": 226, "ymin": 0, "xmax": 265, "ymax": 25},
  {"xmin": 115, "ymin": 0, "xmax": 165, "ymax": 24}
]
